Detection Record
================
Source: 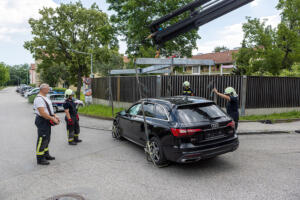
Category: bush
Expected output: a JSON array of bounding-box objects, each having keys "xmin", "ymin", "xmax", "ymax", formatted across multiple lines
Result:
[{"xmin": 28, "ymin": 94, "xmax": 37, "ymax": 104}]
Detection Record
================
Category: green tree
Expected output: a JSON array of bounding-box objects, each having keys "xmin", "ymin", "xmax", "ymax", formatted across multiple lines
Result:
[
  {"xmin": 107, "ymin": 0, "xmax": 200, "ymax": 58},
  {"xmin": 38, "ymin": 63, "xmax": 71, "ymax": 87},
  {"xmin": 277, "ymin": 0, "xmax": 300, "ymax": 70},
  {"xmin": 24, "ymin": 2, "xmax": 119, "ymax": 98},
  {"xmin": 7, "ymin": 64, "xmax": 30, "ymax": 85},
  {"xmin": 0, "ymin": 62, "xmax": 10, "ymax": 86},
  {"xmin": 214, "ymin": 46, "xmax": 229, "ymax": 53},
  {"xmin": 234, "ymin": 17, "xmax": 284, "ymax": 75},
  {"xmin": 94, "ymin": 51, "xmax": 124, "ymax": 76}
]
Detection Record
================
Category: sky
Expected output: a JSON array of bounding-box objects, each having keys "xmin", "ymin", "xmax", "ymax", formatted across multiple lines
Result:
[{"xmin": 0, "ymin": 0, "xmax": 280, "ymax": 66}]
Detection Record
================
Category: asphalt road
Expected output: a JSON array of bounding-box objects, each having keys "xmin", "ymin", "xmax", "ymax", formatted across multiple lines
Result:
[{"xmin": 0, "ymin": 87, "xmax": 300, "ymax": 200}]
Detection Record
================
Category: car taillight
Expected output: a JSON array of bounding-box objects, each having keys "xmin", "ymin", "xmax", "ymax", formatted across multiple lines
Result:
[
  {"xmin": 171, "ymin": 128, "xmax": 202, "ymax": 137},
  {"xmin": 226, "ymin": 121, "xmax": 235, "ymax": 129}
]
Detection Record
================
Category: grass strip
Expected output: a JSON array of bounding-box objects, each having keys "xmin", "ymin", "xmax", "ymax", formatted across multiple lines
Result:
[
  {"xmin": 78, "ymin": 104, "xmax": 125, "ymax": 118},
  {"xmin": 240, "ymin": 111, "xmax": 300, "ymax": 121}
]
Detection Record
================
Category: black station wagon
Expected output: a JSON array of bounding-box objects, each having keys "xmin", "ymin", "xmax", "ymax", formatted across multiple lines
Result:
[{"xmin": 112, "ymin": 96, "xmax": 239, "ymax": 165}]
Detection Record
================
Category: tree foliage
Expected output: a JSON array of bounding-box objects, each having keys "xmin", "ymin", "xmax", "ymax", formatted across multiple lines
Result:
[
  {"xmin": 107, "ymin": 0, "xmax": 201, "ymax": 58},
  {"xmin": 7, "ymin": 64, "xmax": 29, "ymax": 85},
  {"xmin": 24, "ymin": 2, "xmax": 119, "ymax": 98},
  {"xmin": 235, "ymin": 0, "xmax": 300, "ymax": 76},
  {"xmin": 37, "ymin": 63, "xmax": 71, "ymax": 87},
  {"xmin": 0, "ymin": 62, "xmax": 10, "ymax": 86},
  {"xmin": 214, "ymin": 46, "xmax": 229, "ymax": 53}
]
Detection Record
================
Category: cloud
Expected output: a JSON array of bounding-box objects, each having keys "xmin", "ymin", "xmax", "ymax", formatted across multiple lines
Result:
[
  {"xmin": 0, "ymin": 0, "xmax": 57, "ymax": 42},
  {"xmin": 194, "ymin": 14, "xmax": 281, "ymax": 54},
  {"xmin": 250, "ymin": 0, "xmax": 262, "ymax": 7}
]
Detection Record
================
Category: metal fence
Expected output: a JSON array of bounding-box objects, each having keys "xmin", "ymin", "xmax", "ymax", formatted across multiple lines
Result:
[{"xmin": 91, "ymin": 75, "xmax": 300, "ymax": 109}]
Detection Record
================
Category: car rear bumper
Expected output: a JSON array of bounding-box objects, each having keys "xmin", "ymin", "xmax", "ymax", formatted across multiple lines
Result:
[{"xmin": 164, "ymin": 136, "xmax": 239, "ymax": 163}]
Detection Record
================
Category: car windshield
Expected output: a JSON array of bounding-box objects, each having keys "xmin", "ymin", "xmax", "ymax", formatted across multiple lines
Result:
[{"xmin": 177, "ymin": 104, "xmax": 227, "ymax": 123}]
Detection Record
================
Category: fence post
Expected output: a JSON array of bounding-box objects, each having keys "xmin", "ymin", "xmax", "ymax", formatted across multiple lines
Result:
[
  {"xmin": 117, "ymin": 76, "xmax": 120, "ymax": 101},
  {"xmin": 241, "ymin": 75, "xmax": 247, "ymax": 116},
  {"xmin": 108, "ymin": 76, "xmax": 114, "ymax": 117},
  {"xmin": 156, "ymin": 75, "xmax": 161, "ymax": 98}
]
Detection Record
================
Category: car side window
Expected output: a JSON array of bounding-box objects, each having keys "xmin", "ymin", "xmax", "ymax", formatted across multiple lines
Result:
[
  {"xmin": 137, "ymin": 103, "xmax": 155, "ymax": 118},
  {"xmin": 155, "ymin": 105, "xmax": 168, "ymax": 120},
  {"xmin": 128, "ymin": 104, "xmax": 141, "ymax": 116}
]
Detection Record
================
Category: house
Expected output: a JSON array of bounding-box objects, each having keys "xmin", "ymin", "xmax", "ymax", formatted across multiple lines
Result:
[
  {"xmin": 181, "ymin": 50, "xmax": 238, "ymax": 75},
  {"xmin": 29, "ymin": 63, "xmax": 40, "ymax": 86}
]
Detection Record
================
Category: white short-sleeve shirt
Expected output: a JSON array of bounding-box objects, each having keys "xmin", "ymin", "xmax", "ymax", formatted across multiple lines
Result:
[{"xmin": 33, "ymin": 94, "xmax": 54, "ymax": 116}]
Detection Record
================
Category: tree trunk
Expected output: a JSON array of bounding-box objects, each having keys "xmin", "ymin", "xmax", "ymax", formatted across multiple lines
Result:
[{"xmin": 76, "ymin": 66, "xmax": 83, "ymax": 100}]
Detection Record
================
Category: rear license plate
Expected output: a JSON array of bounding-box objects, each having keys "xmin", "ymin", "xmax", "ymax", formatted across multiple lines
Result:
[{"xmin": 205, "ymin": 130, "xmax": 225, "ymax": 139}]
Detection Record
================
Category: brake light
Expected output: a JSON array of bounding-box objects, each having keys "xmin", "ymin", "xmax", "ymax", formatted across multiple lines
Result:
[
  {"xmin": 226, "ymin": 121, "xmax": 235, "ymax": 129},
  {"xmin": 171, "ymin": 128, "xmax": 202, "ymax": 137}
]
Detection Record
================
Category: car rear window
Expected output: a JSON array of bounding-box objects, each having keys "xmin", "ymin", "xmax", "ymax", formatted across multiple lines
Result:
[{"xmin": 177, "ymin": 104, "xmax": 227, "ymax": 123}]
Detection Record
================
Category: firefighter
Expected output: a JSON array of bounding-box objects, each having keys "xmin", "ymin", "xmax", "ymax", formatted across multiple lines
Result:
[
  {"xmin": 34, "ymin": 83, "xmax": 60, "ymax": 165},
  {"xmin": 213, "ymin": 87, "xmax": 239, "ymax": 129},
  {"xmin": 64, "ymin": 89, "xmax": 81, "ymax": 145},
  {"xmin": 182, "ymin": 81, "xmax": 194, "ymax": 96}
]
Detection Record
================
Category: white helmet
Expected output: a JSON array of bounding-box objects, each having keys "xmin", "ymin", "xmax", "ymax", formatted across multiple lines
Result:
[
  {"xmin": 183, "ymin": 81, "xmax": 190, "ymax": 87},
  {"xmin": 65, "ymin": 89, "xmax": 74, "ymax": 98}
]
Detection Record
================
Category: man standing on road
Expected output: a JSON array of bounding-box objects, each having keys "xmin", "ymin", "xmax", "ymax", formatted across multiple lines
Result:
[
  {"xmin": 64, "ymin": 89, "xmax": 82, "ymax": 145},
  {"xmin": 34, "ymin": 84, "xmax": 60, "ymax": 165}
]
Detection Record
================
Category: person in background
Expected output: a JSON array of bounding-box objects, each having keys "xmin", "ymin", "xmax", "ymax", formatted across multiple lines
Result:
[
  {"xmin": 182, "ymin": 81, "xmax": 194, "ymax": 96},
  {"xmin": 213, "ymin": 87, "xmax": 239, "ymax": 129}
]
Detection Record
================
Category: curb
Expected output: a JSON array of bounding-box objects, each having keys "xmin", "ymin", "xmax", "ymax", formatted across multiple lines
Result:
[
  {"xmin": 237, "ymin": 131, "xmax": 292, "ymax": 135},
  {"xmin": 240, "ymin": 118, "xmax": 300, "ymax": 123}
]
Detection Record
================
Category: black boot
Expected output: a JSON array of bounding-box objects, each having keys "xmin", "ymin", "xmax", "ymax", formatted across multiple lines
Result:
[
  {"xmin": 74, "ymin": 138, "xmax": 82, "ymax": 143},
  {"xmin": 37, "ymin": 157, "xmax": 50, "ymax": 165},
  {"xmin": 69, "ymin": 141, "xmax": 77, "ymax": 145},
  {"xmin": 44, "ymin": 151, "xmax": 55, "ymax": 160},
  {"xmin": 45, "ymin": 155, "xmax": 55, "ymax": 160}
]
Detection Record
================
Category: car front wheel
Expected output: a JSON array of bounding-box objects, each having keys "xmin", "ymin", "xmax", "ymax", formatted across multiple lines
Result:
[{"xmin": 112, "ymin": 120, "xmax": 123, "ymax": 140}]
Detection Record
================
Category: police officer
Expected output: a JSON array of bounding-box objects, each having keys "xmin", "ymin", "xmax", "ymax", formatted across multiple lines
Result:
[
  {"xmin": 182, "ymin": 81, "xmax": 194, "ymax": 96},
  {"xmin": 64, "ymin": 89, "xmax": 81, "ymax": 145},
  {"xmin": 213, "ymin": 87, "xmax": 239, "ymax": 129},
  {"xmin": 34, "ymin": 84, "xmax": 60, "ymax": 165}
]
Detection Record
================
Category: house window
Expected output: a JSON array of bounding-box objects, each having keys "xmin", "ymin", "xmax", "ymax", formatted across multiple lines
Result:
[{"xmin": 192, "ymin": 66, "xmax": 200, "ymax": 74}]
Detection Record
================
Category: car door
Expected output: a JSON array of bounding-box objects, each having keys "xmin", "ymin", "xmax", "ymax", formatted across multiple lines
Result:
[
  {"xmin": 137, "ymin": 104, "xmax": 170, "ymax": 145},
  {"xmin": 133, "ymin": 103, "xmax": 156, "ymax": 145},
  {"xmin": 119, "ymin": 103, "xmax": 141, "ymax": 140}
]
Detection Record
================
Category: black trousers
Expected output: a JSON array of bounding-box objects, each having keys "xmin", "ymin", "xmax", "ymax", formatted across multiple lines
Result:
[
  {"xmin": 35, "ymin": 116, "xmax": 51, "ymax": 160},
  {"xmin": 65, "ymin": 116, "xmax": 80, "ymax": 142}
]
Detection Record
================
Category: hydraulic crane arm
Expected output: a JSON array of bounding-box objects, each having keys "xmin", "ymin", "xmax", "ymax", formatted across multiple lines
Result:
[{"xmin": 149, "ymin": 0, "xmax": 254, "ymax": 45}]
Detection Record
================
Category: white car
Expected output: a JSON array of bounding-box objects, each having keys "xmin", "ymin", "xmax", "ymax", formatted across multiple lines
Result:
[
  {"xmin": 25, "ymin": 88, "xmax": 40, "ymax": 98},
  {"xmin": 48, "ymin": 94, "xmax": 84, "ymax": 113}
]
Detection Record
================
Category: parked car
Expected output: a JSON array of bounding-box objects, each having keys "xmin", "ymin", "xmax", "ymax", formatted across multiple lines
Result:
[
  {"xmin": 112, "ymin": 96, "xmax": 239, "ymax": 165},
  {"xmin": 20, "ymin": 86, "xmax": 32, "ymax": 96},
  {"xmin": 25, "ymin": 88, "xmax": 40, "ymax": 98},
  {"xmin": 48, "ymin": 94, "xmax": 84, "ymax": 113}
]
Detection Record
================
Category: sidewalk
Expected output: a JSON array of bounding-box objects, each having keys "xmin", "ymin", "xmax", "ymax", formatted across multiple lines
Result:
[
  {"xmin": 238, "ymin": 121, "xmax": 299, "ymax": 134},
  {"xmin": 78, "ymin": 114, "xmax": 299, "ymax": 135}
]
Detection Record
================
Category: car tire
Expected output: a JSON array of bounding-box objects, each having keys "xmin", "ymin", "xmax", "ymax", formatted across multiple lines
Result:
[
  {"xmin": 148, "ymin": 136, "xmax": 169, "ymax": 166},
  {"xmin": 112, "ymin": 120, "xmax": 123, "ymax": 140}
]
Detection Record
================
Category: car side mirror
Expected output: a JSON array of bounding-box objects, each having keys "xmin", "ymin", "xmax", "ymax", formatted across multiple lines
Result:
[{"xmin": 120, "ymin": 110, "xmax": 127, "ymax": 116}]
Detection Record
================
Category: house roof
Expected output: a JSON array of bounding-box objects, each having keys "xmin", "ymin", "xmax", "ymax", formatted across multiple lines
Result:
[{"xmin": 192, "ymin": 50, "xmax": 238, "ymax": 65}]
